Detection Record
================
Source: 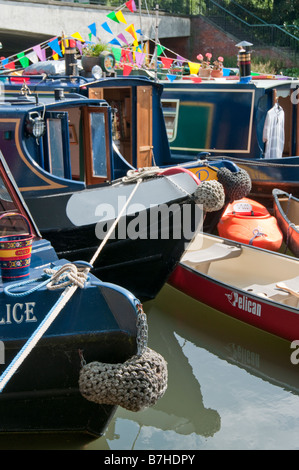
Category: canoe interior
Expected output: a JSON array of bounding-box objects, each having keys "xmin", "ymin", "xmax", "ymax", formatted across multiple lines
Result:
[{"xmin": 182, "ymin": 233, "xmax": 299, "ymax": 309}]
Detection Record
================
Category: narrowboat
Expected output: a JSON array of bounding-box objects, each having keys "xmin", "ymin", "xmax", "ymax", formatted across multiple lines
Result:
[
  {"xmin": 160, "ymin": 76, "xmax": 299, "ymax": 201},
  {"xmin": 0, "ymin": 66, "xmax": 252, "ymax": 299},
  {"xmin": 0, "ymin": 149, "xmax": 150, "ymax": 436}
]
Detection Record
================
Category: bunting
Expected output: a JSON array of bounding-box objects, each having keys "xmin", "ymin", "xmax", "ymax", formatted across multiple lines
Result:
[
  {"xmin": 101, "ymin": 22, "xmax": 114, "ymax": 35},
  {"xmin": 17, "ymin": 52, "xmax": 29, "ymax": 68},
  {"xmin": 88, "ymin": 23, "xmax": 97, "ymax": 37},
  {"xmin": 107, "ymin": 12, "xmax": 119, "ymax": 23},
  {"xmin": 125, "ymin": 0, "xmax": 136, "ymax": 13},
  {"xmin": 125, "ymin": 24, "xmax": 137, "ymax": 41},
  {"xmin": 0, "ymin": 3, "xmax": 193, "ymax": 77},
  {"xmin": 48, "ymin": 38, "xmax": 62, "ymax": 58},
  {"xmin": 116, "ymin": 11, "xmax": 127, "ymax": 24}
]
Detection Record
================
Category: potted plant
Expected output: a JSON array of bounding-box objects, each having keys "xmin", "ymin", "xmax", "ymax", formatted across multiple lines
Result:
[
  {"xmin": 197, "ymin": 53, "xmax": 224, "ymax": 79},
  {"xmin": 81, "ymin": 41, "xmax": 115, "ymax": 73},
  {"xmin": 197, "ymin": 53, "xmax": 213, "ymax": 78},
  {"xmin": 211, "ymin": 56, "xmax": 224, "ymax": 78}
]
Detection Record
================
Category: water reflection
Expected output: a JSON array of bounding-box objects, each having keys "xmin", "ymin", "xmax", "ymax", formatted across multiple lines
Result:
[{"xmin": 0, "ymin": 284, "xmax": 298, "ymax": 449}]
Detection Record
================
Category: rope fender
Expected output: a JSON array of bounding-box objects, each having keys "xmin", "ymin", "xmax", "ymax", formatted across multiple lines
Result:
[
  {"xmin": 79, "ymin": 303, "xmax": 168, "ymax": 412},
  {"xmin": 79, "ymin": 347, "xmax": 168, "ymax": 412}
]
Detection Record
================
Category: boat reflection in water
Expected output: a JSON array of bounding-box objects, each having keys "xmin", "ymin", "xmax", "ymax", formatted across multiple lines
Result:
[
  {"xmin": 102, "ymin": 284, "xmax": 299, "ymax": 450},
  {"xmin": 0, "ymin": 284, "xmax": 298, "ymax": 449}
]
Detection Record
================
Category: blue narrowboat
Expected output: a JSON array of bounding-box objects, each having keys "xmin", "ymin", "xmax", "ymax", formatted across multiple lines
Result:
[
  {"xmin": 0, "ymin": 68, "xmax": 247, "ymax": 299},
  {"xmin": 160, "ymin": 76, "xmax": 299, "ymax": 200},
  {"xmin": 0, "ymin": 149, "xmax": 147, "ymax": 437}
]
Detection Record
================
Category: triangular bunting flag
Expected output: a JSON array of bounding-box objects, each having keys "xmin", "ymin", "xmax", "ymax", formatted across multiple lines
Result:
[
  {"xmin": 76, "ymin": 40, "xmax": 83, "ymax": 55},
  {"xmin": 135, "ymin": 51, "xmax": 145, "ymax": 68},
  {"xmin": 88, "ymin": 23, "xmax": 97, "ymax": 37},
  {"xmin": 125, "ymin": 24, "xmax": 137, "ymax": 41},
  {"xmin": 160, "ymin": 57, "xmax": 173, "ymax": 69},
  {"xmin": 188, "ymin": 62, "xmax": 200, "ymax": 75},
  {"xmin": 72, "ymin": 32, "xmax": 85, "ymax": 42},
  {"xmin": 101, "ymin": 22, "xmax": 114, "ymax": 35},
  {"xmin": 109, "ymin": 38, "xmax": 121, "ymax": 46},
  {"xmin": 176, "ymin": 55, "xmax": 185, "ymax": 65},
  {"xmin": 123, "ymin": 64, "xmax": 133, "ymax": 76},
  {"xmin": 156, "ymin": 45, "xmax": 165, "ymax": 57},
  {"xmin": 26, "ymin": 50, "xmax": 39, "ymax": 64},
  {"xmin": 115, "ymin": 11, "xmax": 127, "ymax": 24},
  {"xmin": 112, "ymin": 47, "xmax": 122, "ymax": 62},
  {"xmin": 117, "ymin": 33, "xmax": 129, "ymax": 45},
  {"xmin": 17, "ymin": 52, "xmax": 29, "ymax": 68},
  {"xmin": 166, "ymin": 74, "xmax": 176, "ymax": 82},
  {"xmin": 125, "ymin": 0, "xmax": 136, "ymax": 12},
  {"xmin": 107, "ymin": 12, "xmax": 119, "ymax": 23},
  {"xmin": 4, "ymin": 60, "xmax": 15, "ymax": 70},
  {"xmin": 33, "ymin": 45, "xmax": 46, "ymax": 62},
  {"xmin": 48, "ymin": 38, "xmax": 62, "ymax": 58}
]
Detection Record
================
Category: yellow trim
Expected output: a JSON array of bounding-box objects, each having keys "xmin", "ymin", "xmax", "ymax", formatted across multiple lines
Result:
[{"xmin": 0, "ymin": 118, "xmax": 66, "ymax": 191}]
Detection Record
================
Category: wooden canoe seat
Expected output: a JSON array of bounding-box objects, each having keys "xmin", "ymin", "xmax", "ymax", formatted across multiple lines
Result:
[
  {"xmin": 245, "ymin": 275, "xmax": 299, "ymax": 300},
  {"xmin": 182, "ymin": 242, "xmax": 242, "ymax": 273}
]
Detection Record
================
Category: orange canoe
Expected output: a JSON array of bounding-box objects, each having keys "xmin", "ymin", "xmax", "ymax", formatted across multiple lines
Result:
[{"xmin": 217, "ymin": 198, "xmax": 283, "ymax": 251}]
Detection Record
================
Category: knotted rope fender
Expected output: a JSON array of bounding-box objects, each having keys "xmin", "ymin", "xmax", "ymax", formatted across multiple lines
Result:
[
  {"xmin": 79, "ymin": 304, "xmax": 168, "ymax": 412},
  {"xmin": 217, "ymin": 167, "xmax": 252, "ymax": 203}
]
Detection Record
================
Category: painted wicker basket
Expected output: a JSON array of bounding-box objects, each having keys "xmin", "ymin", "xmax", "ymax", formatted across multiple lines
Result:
[{"xmin": 0, "ymin": 212, "xmax": 33, "ymax": 280}]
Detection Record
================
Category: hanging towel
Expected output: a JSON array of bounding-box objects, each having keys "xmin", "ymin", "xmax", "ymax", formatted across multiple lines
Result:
[{"xmin": 262, "ymin": 103, "xmax": 285, "ymax": 158}]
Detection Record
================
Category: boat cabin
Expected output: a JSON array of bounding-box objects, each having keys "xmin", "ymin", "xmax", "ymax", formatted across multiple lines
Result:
[{"xmin": 160, "ymin": 78, "xmax": 299, "ymax": 162}]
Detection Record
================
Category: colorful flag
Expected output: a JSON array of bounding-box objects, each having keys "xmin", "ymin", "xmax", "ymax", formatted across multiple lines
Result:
[
  {"xmin": 26, "ymin": 50, "xmax": 39, "ymax": 64},
  {"xmin": 188, "ymin": 62, "xmax": 200, "ymax": 75},
  {"xmin": 117, "ymin": 33, "xmax": 129, "ymax": 45},
  {"xmin": 101, "ymin": 22, "xmax": 114, "ymax": 35},
  {"xmin": 125, "ymin": 24, "xmax": 137, "ymax": 41},
  {"xmin": 88, "ymin": 22, "xmax": 97, "ymax": 37},
  {"xmin": 48, "ymin": 38, "xmax": 62, "ymax": 57},
  {"xmin": 135, "ymin": 51, "xmax": 145, "ymax": 68},
  {"xmin": 156, "ymin": 45, "xmax": 165, "ymax": 57},
  {"xmin": 33, "ymin": 45, "xmax": 46, "ymax": 62},
  {"xmin": 115, "ymin": 11, "xmax": 127, "ymax": 24},
  {"xmin": 160, "ymin": 57, "xmax": 173, "ymax": 69},
  {"xmin": 112, "ymin": 47, "xmax": 122, "ymax": 62},
  {"xmin": 72, "ymin": 32, "xmax": 85, "ymax": 42},
  {"xmin": 107, "ymin": 12, "xmax": 119, "ymax": 23},
  {"xmin": 125, "ymin": 0, "xmax": 136, "ymax": 12},
  {"xmin": 123, "ymin": 64, "xmax": 133, "ymax": 76},
  {"xmin": 166, "ymin": 74, "xmax": 176, "ymax": 82},
  {"xmin": 17, "ymin": 52, "xmax": 29, "ymax": 68}
]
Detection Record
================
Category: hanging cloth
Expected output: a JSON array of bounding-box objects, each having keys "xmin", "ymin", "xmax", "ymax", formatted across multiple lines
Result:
[{"xmin": 262, "ymin": 103, "xmax": 285, "ymax": 159}]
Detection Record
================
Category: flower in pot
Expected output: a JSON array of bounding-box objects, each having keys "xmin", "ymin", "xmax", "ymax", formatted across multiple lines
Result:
[
  {"xmin": 197, "ymin": 52, "xmax": 213, "ymax": 78},
  {"xmin": 81, "ymin": 41, "xmax": 115, "ymax": 74},
  {"xmin": 212, "ymin": 56, "xmax": 224, "ymax": 77}
]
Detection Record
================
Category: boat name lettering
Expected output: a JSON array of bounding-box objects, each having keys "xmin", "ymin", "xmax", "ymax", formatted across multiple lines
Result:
[
  {"xmin": 0, "ymin": 302, "xmax": 37, "ymax": 325},
  {"xmin": 226, "ymin": 292, "xmax": 261, "ymax": 317}
]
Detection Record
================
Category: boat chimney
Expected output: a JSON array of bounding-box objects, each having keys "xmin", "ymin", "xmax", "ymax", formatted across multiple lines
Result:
[
  {"xmin": 54, "ymin": 88, "xmax": 65, "ymax": 101},
  {"xmin": 236, "ymin": 41, "xmax": 253, "ymax": 83},
  {"xmin": 65, "ymin": 39, "xmax": 78, "ymax": 77}
]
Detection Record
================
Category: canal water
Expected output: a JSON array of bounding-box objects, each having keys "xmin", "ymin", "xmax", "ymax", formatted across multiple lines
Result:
[{"xmin": 0, "ymin": 283, "xmax": 298, "ymax": 450}]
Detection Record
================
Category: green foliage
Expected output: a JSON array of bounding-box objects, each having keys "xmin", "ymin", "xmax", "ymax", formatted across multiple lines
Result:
[{"xmin": 82, "ymin": 42, "xmax": 109, "ymax": 57}]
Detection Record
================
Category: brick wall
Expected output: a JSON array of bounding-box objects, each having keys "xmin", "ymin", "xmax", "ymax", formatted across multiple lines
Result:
[{"xmin": 161, "ymin": 15, "xmax": 296, "ymax": 67}]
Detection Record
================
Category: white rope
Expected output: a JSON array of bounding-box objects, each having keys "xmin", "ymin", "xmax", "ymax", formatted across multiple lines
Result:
[{"xmin": 0, "ymin": 178, "xmax": 143, "ymax": 393}]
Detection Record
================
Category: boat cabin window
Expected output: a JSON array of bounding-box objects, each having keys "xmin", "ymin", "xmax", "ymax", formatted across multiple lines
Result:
[
  {"xmin": 31, "ymin": 105, "xmax": 111, "ymax": 185},
  {"xmin": 47, "ymin": 118, "xmax": 65, "ymax": 178},
  {"xmin": 161, "ymin": 99, "xmax": 179, "ymax": 141}
]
